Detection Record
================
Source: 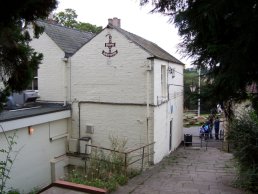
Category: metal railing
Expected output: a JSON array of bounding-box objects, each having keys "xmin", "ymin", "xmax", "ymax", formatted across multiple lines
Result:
[
  {"xmin": 183, "ymin": 132, "xmax": 228, "ymax": 151},
  {"xmin": 81, "ymin": 142, "xmax": 155, "ymax": 175}
]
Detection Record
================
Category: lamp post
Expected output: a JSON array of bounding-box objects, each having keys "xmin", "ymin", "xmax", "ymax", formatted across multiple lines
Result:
[
  {"xmin": 189, "ymin": 83, "xmax": 196, "ymax": 93},
  {"xmin": 197, "ymin": 68, "xmax": 201, "ymax": 117}
]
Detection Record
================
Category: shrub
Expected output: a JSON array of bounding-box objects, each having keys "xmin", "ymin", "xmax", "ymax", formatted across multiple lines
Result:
[
  {"xmin": 66, "ymin": 135, "xmax": 140, "ymax": 192},
  {"xmin": 227, "ymin": 111, "xmax": 258, "ymax": 192}
]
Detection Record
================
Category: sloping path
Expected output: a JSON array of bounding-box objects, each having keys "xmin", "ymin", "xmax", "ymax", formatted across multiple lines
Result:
[{"xmin": 112, "ymin": 146, "xmax": 247, "ymax": 194}]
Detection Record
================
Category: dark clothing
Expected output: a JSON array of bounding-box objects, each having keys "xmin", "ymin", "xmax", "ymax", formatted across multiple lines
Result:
[
  {"xmin": 209, "ymin": 117, "xmax": 214, "ymax": 138},
  {"xmin": 214, "ymin": 119, "xmax": 220, "ymax": 140}
]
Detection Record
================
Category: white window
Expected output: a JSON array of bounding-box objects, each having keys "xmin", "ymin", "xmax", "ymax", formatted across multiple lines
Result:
[{"xmin": 161, "ymin": 65, "xmax": 167, "ymax": 97}]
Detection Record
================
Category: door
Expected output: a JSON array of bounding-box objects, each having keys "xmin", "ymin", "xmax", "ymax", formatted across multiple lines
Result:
[{"xmin": 169, "ymin": 119, "xmax": 173, "ymax": 151}]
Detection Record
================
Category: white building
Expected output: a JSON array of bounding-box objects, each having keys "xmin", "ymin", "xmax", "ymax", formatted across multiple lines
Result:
[
  {"xmin": 0, "ymin": 103, "xmax": 71, "ymax": 193},
  {"xmin": 31, "ymin": 18, "xmax": 184, "ymax": 164},
  {"xmin": 0, "ymin": 17, "xmax": 184, "ymax": 192}
]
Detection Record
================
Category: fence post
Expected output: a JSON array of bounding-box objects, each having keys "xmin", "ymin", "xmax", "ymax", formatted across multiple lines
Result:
[{"xmin": 141, "ymin": 147, "xmax": 145, "ymax": 171}]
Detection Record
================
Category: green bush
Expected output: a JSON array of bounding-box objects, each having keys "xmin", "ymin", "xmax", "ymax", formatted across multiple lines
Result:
[
  {"xmin": 66, "ymin": 135, "xmax": 141, "ymax": 192},
  {"xmin": 227, "ymin": 111, "xmax": 258, "ymax": 192}
]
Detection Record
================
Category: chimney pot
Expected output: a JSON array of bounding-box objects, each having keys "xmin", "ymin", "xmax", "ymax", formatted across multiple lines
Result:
[{"xmin": 108, "ymin": 17, "xmax": 121, "ymax": 28}]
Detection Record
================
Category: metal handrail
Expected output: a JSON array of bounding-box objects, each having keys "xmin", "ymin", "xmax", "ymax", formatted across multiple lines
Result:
[{"xmin": 83, "ymin": 142, "xmax": 155, "ymax": 174}]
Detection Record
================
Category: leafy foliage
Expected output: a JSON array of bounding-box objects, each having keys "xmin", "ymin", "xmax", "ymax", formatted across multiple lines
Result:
[
  {"xmin": 227, "ymin": 111, "xmax": 258, "ymax": 192},
  {"xmin": 0, "ymin": 132, "xmax": 18, "ymax": 194},
  {"xmin": 140, "ymin": 0, "xmax": 258, "ymax": 111},
  {"xmin": 184, "ymin": 68, "xmax": 215, "ymax": 113},
  {"xmin": 0, "ymin": 0, "xmax": 58, "ymax": 110},
  {"xmin": 66, "ymin": 135, "xmax": 139, "ymax": 192},
  {"xmin": 53, "ymin": 8, "xmax": 78, "ymax": 28},
  {"xmin": 54, "ymin": 9, "xmax": 103, "ymax": 33}
]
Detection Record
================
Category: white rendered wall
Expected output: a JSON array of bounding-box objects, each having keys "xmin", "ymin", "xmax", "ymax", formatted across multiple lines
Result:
[
  {"xmin": 153, "ymin": 59, "xmax": 184, "ymax": 163},
  {"xmin": 78, "ymin": 103, "xmax": 152, "ymax": 149},
  {"xmin": 153, "ymin": 103, "xmax": 169, "ymax": 163},
  {"xmin": 71, "ymin": 28, "xmax": 152, "ymax": 104},
  {"xmin": 30, "ymin": 32, "xmax": 67, "ymax": 102},
  {"xmin": 70, "ymin": 28, "xmax": 154, "ymax": 148},
  {"xmin": 168, "ymin": 62, "xmax": 184, "ymax": 150},
  {"xmin": 0, "ymin": 119, "xmax": 69, "ymax": 193}
]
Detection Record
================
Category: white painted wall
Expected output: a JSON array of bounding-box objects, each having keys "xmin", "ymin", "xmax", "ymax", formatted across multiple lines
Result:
[
  {"xmin": 30, "ymin": 32, "xmax": 67, "ymax": 102},
  {"xmin": 0, "ymin": 118, "xmax": 69, "ymax": 193},
  {"xmin": 78, "ymin": 103, "xmax": 151, "ymax": 149},
  {"xmin": 70, "ymin": 27, "xmax": 155, "ymax": 152},
  {"xmin": 29, "ymin": 25, "xmax": 183, "ymax": 166},
  {"xmin": 168, "ymin": 62, "xmax": 184, "ymax": 150},
  {"xmin": 71, "ymin": 28, "xmax": 152, "ymax": 104},
  {"xmin": 153, "ymin": 59, "xmax": 184, "ymax": 163}
]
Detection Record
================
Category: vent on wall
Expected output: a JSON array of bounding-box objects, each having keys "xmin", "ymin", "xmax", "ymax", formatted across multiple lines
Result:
[{"xmin": 86, "ymin": 125, "xmax": 94, "ymax": 134}]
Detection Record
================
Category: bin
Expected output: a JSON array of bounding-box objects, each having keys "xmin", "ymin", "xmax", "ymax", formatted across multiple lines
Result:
[{"xmin": 184, "ymin": 134, "xmax": 192, "ymax": 146}]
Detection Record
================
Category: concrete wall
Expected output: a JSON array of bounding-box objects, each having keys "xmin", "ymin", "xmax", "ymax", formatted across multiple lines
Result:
[{"xmin": 0, "ymin": 118, "xmax": 69, "ymax": 193}]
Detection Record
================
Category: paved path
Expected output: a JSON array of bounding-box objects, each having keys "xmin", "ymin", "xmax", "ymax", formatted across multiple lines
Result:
[{"xmin": 112, "ymin": 146, "xmax": 246, "ymax": 194}]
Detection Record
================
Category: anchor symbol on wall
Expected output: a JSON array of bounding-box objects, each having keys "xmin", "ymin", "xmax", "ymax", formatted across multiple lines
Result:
[{"xmin": 102, "ymin": 34, "xmax": 118, "ymax": 57}]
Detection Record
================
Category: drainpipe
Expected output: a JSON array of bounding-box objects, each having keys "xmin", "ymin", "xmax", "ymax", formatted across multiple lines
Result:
[
  {"xmin": 78, "ymin": 101, "xmax": 81, "ymax": 139},
  {"xmin": 62, "ymin": 57, "xmax": 69, "ymax": 106},
  {"xmin": 69, "ymin": 57, "xmax": 72, "ymax": 103},
  {"xmin": 146, "ymin": 59, "xmax": 153, "ymax": 163}
]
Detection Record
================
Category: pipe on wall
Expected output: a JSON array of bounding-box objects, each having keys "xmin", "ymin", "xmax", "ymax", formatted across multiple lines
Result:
[{"xmin": 146, "ymin": 59, "xmax": 153, "ymax": 163}]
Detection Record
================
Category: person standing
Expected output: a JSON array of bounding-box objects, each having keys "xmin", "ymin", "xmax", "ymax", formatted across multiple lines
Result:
[
  {"xmin": 214, "ymin": 116, "xmax": 220, "ymax": 140},
  {"xmin": 209, "ymin": 115, "xmax": 214, "ymax": 139}
]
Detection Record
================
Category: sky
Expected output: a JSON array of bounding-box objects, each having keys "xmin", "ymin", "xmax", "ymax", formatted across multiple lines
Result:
[{"xmin": 55, "ymin": 0, "xmax": 192, "ymax": 67}]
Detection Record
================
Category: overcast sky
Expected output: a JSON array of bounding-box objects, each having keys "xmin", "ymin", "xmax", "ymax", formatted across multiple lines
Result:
[{"xmin": 55, "ymin": 0, "xmax": 192, "ymax": 67}]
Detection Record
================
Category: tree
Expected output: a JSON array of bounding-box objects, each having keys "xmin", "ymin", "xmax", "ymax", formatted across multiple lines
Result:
[
  {"xmin": 184, "ymin": 68, "xmax": 198, "ymax": 110},
  {"xmin": 54, "ymin": 9, "xmax": 103, "ymax": 33},
  {"xmin": 184, "ymin": 68, "xmax": 214, "ymax": 113},
  {"xmin": 140, "ymin": 0, "xmax": 258, "ymax": 111},
  {"xmin": 0, "ymin": 0, "xmax": 58, "ymax": 110},
  {"xmin": 53, "ymin": 8, "xmax": 78, "ymax": 28},
  {"xmin": 76, "ymin": 22, "xmax": 103, "ymax": 34}
]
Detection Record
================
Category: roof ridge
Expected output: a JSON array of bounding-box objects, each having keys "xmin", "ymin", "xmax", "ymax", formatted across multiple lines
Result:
[
  {"xmin": 109, "ymin": 24, "xmax": 184, "ymax": 65},
  {"xmin": 37, "ymin": 19, "xmax": 95, "ymax": 35}
]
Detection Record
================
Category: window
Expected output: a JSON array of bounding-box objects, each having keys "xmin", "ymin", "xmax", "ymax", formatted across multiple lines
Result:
[
  {"xmin": 27, "ymin": 69, "xmax": 38, "ymax": 90},
  {"xmin": 161, "ymin": 65, "xmax": 167, "ymax": 97}
]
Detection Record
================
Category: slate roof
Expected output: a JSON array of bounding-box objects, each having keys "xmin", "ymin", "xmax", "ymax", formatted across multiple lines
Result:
[
  {"xmin": 0, "ymin": 103, "xmax": 70, "ymax": 122},
  {"xmin": 36, "ymin": 20, "xmax": 96, "ymax": 57},
  {"xmin": 36, "ymin": 20, "xmax": 183, "ymax": 65},
  {"xmin": 109, "ymin": 25, "xmax": 184, "ymax": 65}
]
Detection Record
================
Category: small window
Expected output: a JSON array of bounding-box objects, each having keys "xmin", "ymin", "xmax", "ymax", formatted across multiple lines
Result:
[
  {"xmin": 161, "ymin": 65, "xmax": 167, "ymax": 97},
  {"xmin": 27, "ymin": 69, "xmax": 38, "ymax": 90}
]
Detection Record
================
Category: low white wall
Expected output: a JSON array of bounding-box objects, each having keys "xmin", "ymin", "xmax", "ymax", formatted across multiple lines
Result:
[{"xmin": 0, "ymin": 118, "xmax": 68, "ymax": 193}]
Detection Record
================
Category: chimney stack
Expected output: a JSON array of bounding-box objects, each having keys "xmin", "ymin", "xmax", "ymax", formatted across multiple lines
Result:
[{"xmin": 108, "ymin": 17, "xmax": 121, "ymax": 28}]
